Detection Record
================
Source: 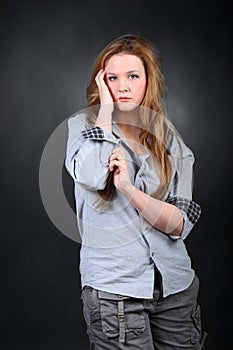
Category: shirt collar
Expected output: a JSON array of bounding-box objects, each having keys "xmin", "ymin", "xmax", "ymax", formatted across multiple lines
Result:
[{"xmin": 112, "ymin": 121, "xmax": 150, "ymax": 160}]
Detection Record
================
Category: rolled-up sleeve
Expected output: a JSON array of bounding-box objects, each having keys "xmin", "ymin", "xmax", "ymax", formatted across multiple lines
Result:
[
  {"xmin": 165, "ymin": 144, "xmax": 202, "ymax": 240},
  {"xmin": 65, "ymin": 114, "xmax": 119, "ymax": 190}
]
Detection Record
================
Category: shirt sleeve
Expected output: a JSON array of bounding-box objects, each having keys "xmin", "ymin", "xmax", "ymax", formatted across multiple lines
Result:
[
  {"xmin": 65, "ymin": 114, "xmax": 119, "ymax": 190},
  {"xmin": 165, "ymin": 139, "xmax": 202, "ymax": 240}
]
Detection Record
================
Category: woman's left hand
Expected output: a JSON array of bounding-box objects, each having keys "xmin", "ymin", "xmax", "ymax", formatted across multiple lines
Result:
[{"xmin": 109, "ymin": 147, "xmax": 133, "ymax": 195}]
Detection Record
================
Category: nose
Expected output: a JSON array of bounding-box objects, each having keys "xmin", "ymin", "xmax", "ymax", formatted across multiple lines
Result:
[
  {"xmin": 118, "ymin": 79, "xmax": 129, "ymax": 93},
  {"xmin": 119, "ymin": 87, "xmax": 128, "ymax": 92}
]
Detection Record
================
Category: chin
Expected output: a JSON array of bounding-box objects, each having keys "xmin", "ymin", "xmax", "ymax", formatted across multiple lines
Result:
[{"xmin": 114, "ymin": 102, "xmax": 139, "ymax": 113}]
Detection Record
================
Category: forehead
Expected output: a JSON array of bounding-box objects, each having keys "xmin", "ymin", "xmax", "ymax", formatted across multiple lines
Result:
[{"xmin": 105, "ymin": 54, "xmax": 144, "ymax": 72}]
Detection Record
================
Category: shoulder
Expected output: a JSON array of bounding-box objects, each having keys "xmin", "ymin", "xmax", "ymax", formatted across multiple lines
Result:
[
  {"xmin": 67, "ymin": 111, "xmax": 88, "ymax": 130},
  {"xmin": 168, "ymin": 131, "xmax": 194, "ymax": 161}
]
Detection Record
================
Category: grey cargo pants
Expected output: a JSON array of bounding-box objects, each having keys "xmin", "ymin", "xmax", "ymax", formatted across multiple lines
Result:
[{"xmin": 81, "ymin": 274, "xmax": 207, "ymax": 349}]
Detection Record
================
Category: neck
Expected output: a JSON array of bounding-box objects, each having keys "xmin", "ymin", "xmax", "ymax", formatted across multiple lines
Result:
[
  {"xmin": 113, "ymin": 114, "xmax": 143, "ymax": 142},
  {"xmin": 113, "ymin": 108, "xmax": 142, "ymax": 129}
]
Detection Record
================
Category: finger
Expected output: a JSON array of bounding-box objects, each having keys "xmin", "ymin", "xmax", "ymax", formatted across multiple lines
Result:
[
  {"xmin": 112, "ymin": 148, "xmax": 119, "ymax": 154},
  {"xmin": 95, "ymin": 68, "xmax": 104, "ymax": 79},
  {"xmin": 112, "ymin": 147, "xmax": 125, "ymax": 157},
  {"xmin": 113, "ymin": 167, "xmax": 120, "ymax": 176},
  {"xmin": 113, "ymin": 145, "xmax": 125, "ymax": 152},
  {"xmin": 95, "ymin": 69, "xmax": 102, "ymax": 87},
  {"xmin": 110, "ymin": 152, "xmax": 126, "ymax": 162},
  {"xmin": 113, "ymin": 155, "xmax": 126, "ymax": 163},
  {"xmin": 110, "ymin": 152, "xmax": 120, "ymax": 161},
  {"xmin": 110, "ymin": 158, "xmax": 127, "ymax": 169},
  {"xmin": 95, "ymin": 69, "xmax": 106, "ymax": 88},
  {"xmin": 109, "ymin": 159, "xmax": 123, "ymax": 171}
]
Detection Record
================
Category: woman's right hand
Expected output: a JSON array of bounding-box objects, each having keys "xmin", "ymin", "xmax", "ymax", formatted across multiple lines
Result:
[
  {"xmin": 94, "ymin": 69, "xmax": 114, "ymax": 131},
  {"xmin": 95, "ymin": 69, "xmax": 114, "ymax": 113}
]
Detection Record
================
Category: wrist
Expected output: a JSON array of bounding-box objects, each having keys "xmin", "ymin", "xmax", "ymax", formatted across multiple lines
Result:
[
  {"xmin": 121, "ymin": 183, "xmax": 135, "ymax": 201},
  {"xmin": 95, "ymin": 107, "xmax": 113, "ymax": 132}
]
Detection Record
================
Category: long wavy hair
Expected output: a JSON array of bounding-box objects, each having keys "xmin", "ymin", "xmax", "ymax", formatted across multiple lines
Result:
[{"xmin": 86, "ymin": 34, "xmax": 178, "ymax": 203}]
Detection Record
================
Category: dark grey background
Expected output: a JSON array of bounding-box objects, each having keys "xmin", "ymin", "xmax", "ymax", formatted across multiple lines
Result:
[{"xmin": 1, "ymin": 0, "xmax": 232, "ymax": 349}]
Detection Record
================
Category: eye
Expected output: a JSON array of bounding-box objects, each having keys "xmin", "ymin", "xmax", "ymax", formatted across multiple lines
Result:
[
  {"xmin": 129, "ymin": 74, "xmax": 139, "ymax": 79},
  {"xmin": 108, "ymin": 76, "xmax": 117, "ymax": 81}
]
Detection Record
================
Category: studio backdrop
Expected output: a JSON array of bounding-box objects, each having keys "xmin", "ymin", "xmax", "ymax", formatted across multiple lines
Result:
[{"xmin": 1, "ymin": 1, "xmax": 232, "ymax": 349}]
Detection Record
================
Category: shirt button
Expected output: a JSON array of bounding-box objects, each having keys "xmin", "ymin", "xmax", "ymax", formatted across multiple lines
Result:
[{"xmin": 152, "ymin": 252, "xmax": 155, "ymax": 257}]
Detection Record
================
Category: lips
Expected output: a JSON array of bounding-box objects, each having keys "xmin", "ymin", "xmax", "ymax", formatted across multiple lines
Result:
[{"xmin": 118, "ymin": 97, "xmax": 131, "ymax": 102}]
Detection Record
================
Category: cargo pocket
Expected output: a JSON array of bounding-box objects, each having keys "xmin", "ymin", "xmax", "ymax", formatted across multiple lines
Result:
[
  {"xmin": 98, "ymin": 291, "xmax": 146, "ymax": 343},
  {"xmin": 124, "ymin": 299, "xmax": 146, "ymax": 339},
  {"xmin": 190, "ymin": 304, "xmax": 202, "ymax": 344},
  {"xmin": 81, "ymin": 286, "xmax": 99, "ymax": 326}
]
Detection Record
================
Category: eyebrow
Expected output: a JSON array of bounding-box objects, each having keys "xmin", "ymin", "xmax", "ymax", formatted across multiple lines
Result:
[{"xmin": 106, "ymin": 70, "xmax": 140, "ymax": 75}]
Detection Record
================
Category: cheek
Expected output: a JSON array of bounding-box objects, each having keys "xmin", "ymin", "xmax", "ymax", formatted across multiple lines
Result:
[
  {"xmin": 136, "ymin": 80, "xmax": 147, "ymax": 99},
  {"xmin": 106, "ymin": 83, "xmax": 117, "ymax": 99}
]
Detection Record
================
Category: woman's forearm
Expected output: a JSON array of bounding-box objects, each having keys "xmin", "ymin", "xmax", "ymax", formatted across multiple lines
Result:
[
  {"xmin": 95, "ymin": 107, "xmax": 113, "ymax": 132},
  {"xmin": 122, "ymin": 185, "xmax": 184, "ymax": 236}
]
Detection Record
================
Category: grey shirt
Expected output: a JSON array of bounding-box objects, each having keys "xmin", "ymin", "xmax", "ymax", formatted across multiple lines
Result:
[{"xmin": 65, "ymin": 112, "xmax": 201, "ymax": 298}]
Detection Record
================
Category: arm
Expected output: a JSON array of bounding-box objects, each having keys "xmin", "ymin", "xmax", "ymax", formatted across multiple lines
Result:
[
  {"xmin": 164, "ymin": 148, "xmax": 202, "ymax": 240},
  {"xmin": 65, "ymin": 70, "xmax": 116, "ymax": 190},
  {"xmin": 94, "ymin": 69, "xmax": 114, "ymax": 133},
  {"xmin": 109, "ymin": 145, "xmax": 201, "ymax": 238},
  {"xmin": 65, "ymin": 117, "xmax": 119, "ymax": 190},
  {"xmin": 123, "ymin": 186, "xmax": 183, "ymax": 236}
]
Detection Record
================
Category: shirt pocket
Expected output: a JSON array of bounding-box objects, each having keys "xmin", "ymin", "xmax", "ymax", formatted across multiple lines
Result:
[{"xmin": 98, "ymin": 291, "xmax": 146, "ymax": 340}]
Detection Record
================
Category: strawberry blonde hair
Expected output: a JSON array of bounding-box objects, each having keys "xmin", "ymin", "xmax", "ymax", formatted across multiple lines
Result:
[{"xmin": 86, "ymin": 34, "xmax": 178, "ymax": 202}]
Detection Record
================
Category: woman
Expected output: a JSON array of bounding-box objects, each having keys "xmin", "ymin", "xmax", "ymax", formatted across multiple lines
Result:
[{"xmin": 65, "ymin": 34, "xmax": 207, "ymax": 349}]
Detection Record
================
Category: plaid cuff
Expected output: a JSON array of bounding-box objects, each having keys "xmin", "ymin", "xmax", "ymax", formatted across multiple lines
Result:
[
  {"xmin": 166, "ymin": 196, "xmax": 201, "ymax": 225},
  {"xmin": 81, "ymin": 126, "xmax": 105, "ymax": 140}
]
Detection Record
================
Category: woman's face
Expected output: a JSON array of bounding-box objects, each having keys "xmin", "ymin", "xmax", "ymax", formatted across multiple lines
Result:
[{"xmin": 105, "ymin": 54, "xmax": 147, "ymax": 112}]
